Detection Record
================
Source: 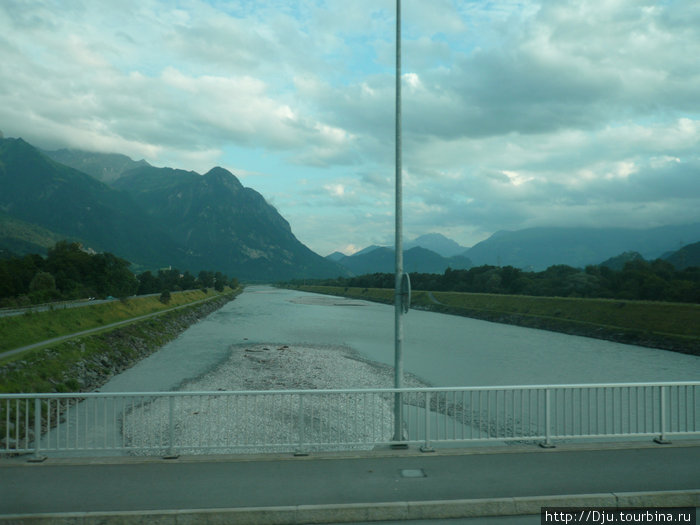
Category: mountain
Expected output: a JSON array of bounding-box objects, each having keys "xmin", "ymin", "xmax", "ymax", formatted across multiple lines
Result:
[
  {"xmin": 338, "ymin": 246, "xmax": 394, "ymax": 274},
  {"xmin": 334, "ymin": 245, "xmax": 472, "ymax": 275},
  {"xmin": 599, "ymin": 251, "xmax": 645, "ymax": 271},
  {"xmin": 111, "ymin": 165, "xmax": 346, "ymax": 280},
  {"xmin": 404, "ymin": 233, "xmax": 468, "ymax": 257},
  {"xmin": 353, "ymin": 244, "xmax": 384, "ymax": 256},
  {"xmin": 0, "ymin": 137, "xmax": 347, "ymax": 281},
  {"xmin": 664, "ymin": 241, "xmax": 700, "ymax": 270},
  {"xmin": 325, "ymin": 251, "xmax": 346, "ymax": 262},
  {"xmin": 462, "ymin": 225, "xmax": 700, "ymax": 271},
  {"xmin": 404, "ymin": 247, "xmax": 472, "ymax": 274},
  {"xmin": 42, "ymin": 149, "xmax": 150, "ymax": 183},
  {"xmin": 0, "ymin": 137, "xmax": 179, "ymax": 268},
  {"xmin": 0, "ymin": 211, "xmax": 67, "ymax": 255},
  {"xmin": 352, "ymin": 234, "xmax": 469, "ymax": 259}
]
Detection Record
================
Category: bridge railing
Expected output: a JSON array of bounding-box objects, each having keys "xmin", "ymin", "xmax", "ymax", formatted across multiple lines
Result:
[{"xmin": 1, "ymin": 382, "xmax": 698, "ymax": 458}]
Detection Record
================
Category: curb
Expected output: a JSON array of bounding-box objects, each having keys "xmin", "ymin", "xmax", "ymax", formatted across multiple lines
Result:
[{"xmin": 1, "ymin": 490, "xmax": 698, "ymax": 524}]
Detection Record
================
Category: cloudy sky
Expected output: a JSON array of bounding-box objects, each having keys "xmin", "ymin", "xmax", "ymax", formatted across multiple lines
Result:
[{"xmin": 1, "ymin": 1, "xmax": 698, "ymax": 256}]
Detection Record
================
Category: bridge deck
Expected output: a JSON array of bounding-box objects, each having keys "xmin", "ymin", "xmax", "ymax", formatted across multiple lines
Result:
[{"xmin": 1, "ymin": 442, "xmax": 698, "ymax": 522}]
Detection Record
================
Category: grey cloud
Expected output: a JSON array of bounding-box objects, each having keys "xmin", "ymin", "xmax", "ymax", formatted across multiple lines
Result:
[
  {"xmin": 580, "ymin": 160, "xmax": 700, "ymax": 204},
  {"xmin": 360, "ymin": 171, "xmax": 392, "ymax": 189},
  {"xmin": 1, "ymin": 0, "xmax": 698, "ymax": 253}
]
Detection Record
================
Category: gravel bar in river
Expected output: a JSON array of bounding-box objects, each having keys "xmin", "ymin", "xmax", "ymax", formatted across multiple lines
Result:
[{"xmin": 122, "ymin": 343, "xmax": 428, "ymax": 454}]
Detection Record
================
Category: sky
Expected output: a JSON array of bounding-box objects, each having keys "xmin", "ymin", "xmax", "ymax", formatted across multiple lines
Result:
[{"xmin": 1, "ymin": 1, "xmax": 699, "ymax": 256}]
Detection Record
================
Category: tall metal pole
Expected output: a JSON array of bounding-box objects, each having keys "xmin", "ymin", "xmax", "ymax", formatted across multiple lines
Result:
[{"xmin": 393, "ymin": 0, "xmax": 404, "ymax": 443}]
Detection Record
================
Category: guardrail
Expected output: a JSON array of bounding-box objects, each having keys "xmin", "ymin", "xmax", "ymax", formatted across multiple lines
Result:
[{"xmin": 1, "ymin": 382, "xmax": 698, "ymax": 459}]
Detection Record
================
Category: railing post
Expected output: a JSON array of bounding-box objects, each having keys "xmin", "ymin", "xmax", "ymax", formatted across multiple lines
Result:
[
  {"xmin": 294, "ymin": 393, "xmax": 308, "ymax": 456},
  {"xmin": 654, "ymin": 386, "xmax": 671, "ymax": 444},
  {"xmin": 28, "ymin": 398, "xmax": 46, "ymax": 462},
  {"xmin": 391, "ymin": 390, "xmax": 407, "ymax": 448},
  {"xmin": 163, "ymin": 395, "xmax": 179, "ymax": 459},
  {"xmin": 420, "ymin": 391, "xmax": 434, "ymax": 452},
  {"xmin": 540, "ymin": 388, "xmax": 555, "ymax": 448}
]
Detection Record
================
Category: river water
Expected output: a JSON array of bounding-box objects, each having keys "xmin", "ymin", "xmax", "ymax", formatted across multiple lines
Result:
[
  {"xmin": 39, "ymin": 286, "xmax": 698, "ymax": 456},
  {"xmin": 101, "ymin": 285, "xmax": 699, "ymax": 392}
]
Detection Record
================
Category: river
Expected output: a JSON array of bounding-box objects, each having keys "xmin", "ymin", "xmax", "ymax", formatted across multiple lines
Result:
[{"xmin": 100, "ymin": 285, "xmax": 699, "ymax": 392}]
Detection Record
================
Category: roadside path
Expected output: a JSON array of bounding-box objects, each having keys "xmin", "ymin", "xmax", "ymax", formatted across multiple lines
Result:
[
  {"xmin": 0, "ymin": 295, "xmax": 224, "ymax": 361},
  {"xmin": 427, "ymin": 291, "xmax": 444, "ymax": 305}
]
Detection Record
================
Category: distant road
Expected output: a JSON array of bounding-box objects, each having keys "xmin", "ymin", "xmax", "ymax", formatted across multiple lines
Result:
[
  {"xmin": 0, "ymin": 294, "xmax": 163, "ymax": 318},
  {"xmin": 0, "ymin": 295, "xmax": 214, "ymax": 361},
  {"xmin": 0, "ymin": 298, "xmax": 116, "ymax": 318}
]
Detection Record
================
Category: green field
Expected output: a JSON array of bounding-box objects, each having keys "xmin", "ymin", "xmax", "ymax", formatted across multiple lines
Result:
[
  {"xmin": 288, "ymin": 285, "xmax": 700, "ymax": 355},
  {"xmin": 0, "ymin": 289, "xmax": 235, "ymax": 356}
]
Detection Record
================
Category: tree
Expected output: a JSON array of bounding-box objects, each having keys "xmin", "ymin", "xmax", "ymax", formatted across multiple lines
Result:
[
  {"xmin": 181, "ymin": 271, "xmax": 196, "ymax": 290},
  {"xmin": 91, "ymin": 252, "xmax": 138, "ymax": 298},
  {"xmin": 158, "ymin": 268, "xmax": 182, "ymax": 291},
  {"xmin": 45, "ymin": 241, "xmax": 93, "ymax": 297},
  {"xmin": 29, "ymin": 271, "xmax": 58, "ymax": 302},
  {"xmin": 137, "ymin": 271, "xmax": 160, "ymax": 295},
  {"xmin": 198, "ymin": 270, "xmax": 215, "ymax": 288}
]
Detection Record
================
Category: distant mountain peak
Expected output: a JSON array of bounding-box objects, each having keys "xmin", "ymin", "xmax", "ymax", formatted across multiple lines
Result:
[
  {"xmin": 600, "ymin": 251, "xmax": 644, "ymax": 271},
  {"xmin": 332, "ymin": 243, "xmax": 472, "ymax": 275},
  {"xmin": 204, "ymin": 166, "xmax": 237, "ymax": 179},
  {"xmin": 203, "ymin": 166, "xmax": 244, "ymax": 193},
  {"xmin": 405, "ymin": 232, "xmax": 469, "ymax": 257},
  {"xmin": 352, "ymin": 244, "xmax": 385, "ymax": 256},
  {"xmin": 41, "ymin": 147, "xmax": 151, "ymax": 183}
]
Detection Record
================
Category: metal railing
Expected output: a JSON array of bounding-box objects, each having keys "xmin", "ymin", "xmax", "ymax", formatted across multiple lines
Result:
[{"xmin": 1, "ymin": 382, "xmax": 698, "ymax": 458}]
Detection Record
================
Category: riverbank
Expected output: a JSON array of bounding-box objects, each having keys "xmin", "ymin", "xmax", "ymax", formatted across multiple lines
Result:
[
  {"xmin": 283, "ymin": 285, "xmax": 700, "ymax": 357},
  {"xmin": 0, "ymin": 289, "xmax": 241, "ymax": 394},
  {"xmin": 0, "ymin": 289, "xmax": 233, "ymax": 353}
]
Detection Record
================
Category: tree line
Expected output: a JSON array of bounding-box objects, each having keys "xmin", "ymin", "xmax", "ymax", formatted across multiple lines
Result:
[
  {"xmin": 0, "ymin": 241, "xmax": 237, "ymax": 307},
  {"xmin": 297, "ymin": 259, "xmax": 700, "ymax": 303}
]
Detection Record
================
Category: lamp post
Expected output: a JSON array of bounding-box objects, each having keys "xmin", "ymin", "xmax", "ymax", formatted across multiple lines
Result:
[{"xmin": 393, "ymin": 0, "xmax": 406, "ymax": 444}]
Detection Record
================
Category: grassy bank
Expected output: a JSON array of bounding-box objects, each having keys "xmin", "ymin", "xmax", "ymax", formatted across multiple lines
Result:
[
  {"xmin": 0, "ymin": 289, "xmax": 241, "ymax": 394},
  {"xmin": 287, "ymin": 285, "xmax": 700, "ymax": 356},
  {"xmin": 0, "ymin": 289, "xmax": 231, "ymax": 354}
]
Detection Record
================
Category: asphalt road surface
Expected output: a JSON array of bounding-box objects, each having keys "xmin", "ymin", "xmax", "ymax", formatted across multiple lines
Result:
[{"xmin": 1, "ymin": 443, "xmax": 698, "ymax": 518}]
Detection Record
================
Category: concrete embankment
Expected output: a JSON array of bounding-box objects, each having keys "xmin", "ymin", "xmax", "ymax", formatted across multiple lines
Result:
[{"xmin": 0, "ymin": 291, "xmax": 240, "ymax": 394}]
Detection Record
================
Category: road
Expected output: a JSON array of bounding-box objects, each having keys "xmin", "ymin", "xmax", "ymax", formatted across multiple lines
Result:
[
  {"xmin": 1, "ymin": 443, "xmax": 698, "ymax": 522},
  {"xmin": 0, "ymin": 297, "xmax": 121, "ymax": 318}
]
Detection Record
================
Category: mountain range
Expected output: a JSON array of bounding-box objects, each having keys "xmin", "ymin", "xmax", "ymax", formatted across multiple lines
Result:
[
  {"xmin": 330, "ymin": 246, "xmax": 472, "ymax": 276},
  {"xmin": 462, "ymin": 225, "xmax": 700, "ymax": 270},
  {"xmin": 0, "ymin": 137, "xmax": 346, "ymax": 280},
  {"xmin": 2, "ymin": 136, "xmax": 698, "ymax": 281},
  {"xmin": 333, "ymin": 226, "xmax": 700, "ymax": 275}
]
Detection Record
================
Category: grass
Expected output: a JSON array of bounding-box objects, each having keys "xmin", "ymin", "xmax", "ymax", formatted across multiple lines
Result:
[
  {"xmin": 422, "ymin": 291, "xmax": 700, "ymax": 337},
  {"xmin": 0, "ymin": 288, "xmax": 241, "ymax": 394},
  {"xmin": 0, "ymin": 289, "xmax": 232, "ymax": 355},
  {"xmin": 0, "ymin": 323, "xmax": 162, "ymax": 394},
  {"xmin": 287, "ymin": 285, "xmax": 700, "ymax": 354}
]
